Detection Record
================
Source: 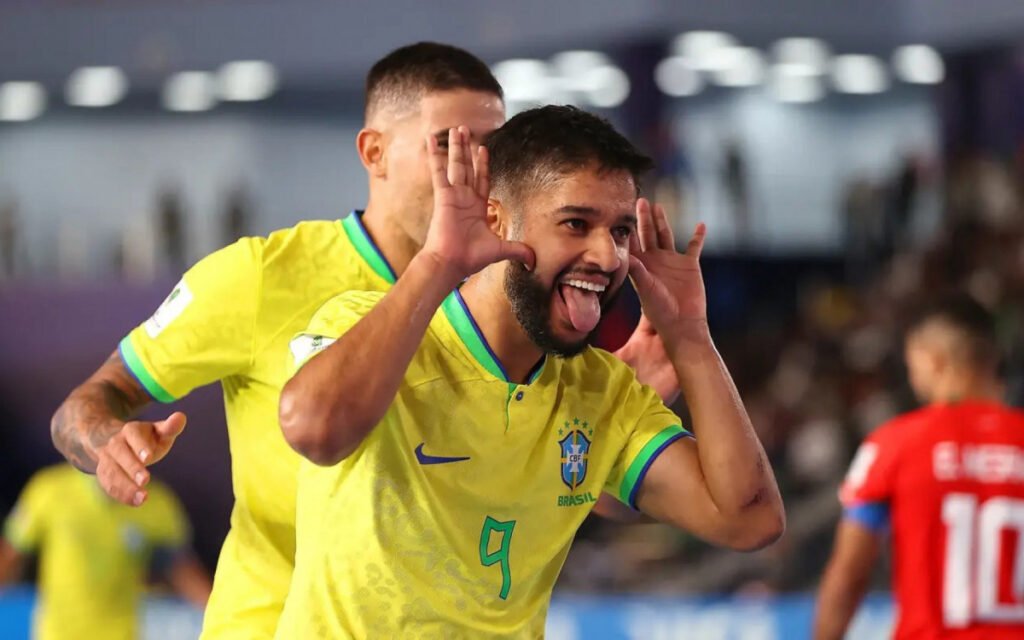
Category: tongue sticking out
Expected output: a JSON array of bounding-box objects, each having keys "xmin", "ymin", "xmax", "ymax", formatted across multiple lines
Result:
[{"xmin": 560, "ymin": 285, "xmax": 602, "ymax": 334}]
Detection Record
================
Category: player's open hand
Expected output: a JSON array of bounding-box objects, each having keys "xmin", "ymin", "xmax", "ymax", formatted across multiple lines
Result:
[
  {"xmin": 423, "ymin": 126, "xmax": 534, "ymax": 281},
  {"xmin": 627, "ymin": 198, "xmax": 709, "ymax": 349},
  {"xmin": 95, "ymin": 412, "xmax": 187, "ymax": 506},
  {"xmin": 613, "ymin": 313, "xmax": 680, "ymax": 404}
]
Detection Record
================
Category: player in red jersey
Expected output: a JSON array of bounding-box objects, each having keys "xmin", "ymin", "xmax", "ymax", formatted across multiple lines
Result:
[{"xmin": 814, "ymin": 294, "xmax": 1024, "ymax": 640}]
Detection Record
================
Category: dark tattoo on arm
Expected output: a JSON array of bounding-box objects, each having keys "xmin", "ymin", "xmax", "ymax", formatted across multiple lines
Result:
[{"xmin": 51, "ymin": 351, "xmax": 152, "ymax": 473}]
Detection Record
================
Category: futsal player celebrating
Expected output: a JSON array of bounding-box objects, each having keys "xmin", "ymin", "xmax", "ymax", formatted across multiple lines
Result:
[
  {"xmin": 277, "ymin": 106, "xmax": 785, "ymax": 636},
  {"xmin": 814, "ymin": 295, "xmax": 1024, "ymax": 639},
  {"xmin": 49, "ymin": 44, "xmax": 677, "ymax": 638}
]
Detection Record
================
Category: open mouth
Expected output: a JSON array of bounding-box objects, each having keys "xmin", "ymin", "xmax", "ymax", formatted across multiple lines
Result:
[{"xmin": 556, "ymin": 276, "xmax": 608, "ymax": 335}]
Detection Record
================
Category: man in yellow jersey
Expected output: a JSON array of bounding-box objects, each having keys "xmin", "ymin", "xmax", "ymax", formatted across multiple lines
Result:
[
  {"xmin": 0, "ymin": 464, "xmax": 210, "ymax": 640},
  {"xmin": 48, "ymin": 43, "xmax": 674, "ymax": 639},
  {"xmin": 276, "ymin": 107, "xmax": 786, "ymax": 636}
]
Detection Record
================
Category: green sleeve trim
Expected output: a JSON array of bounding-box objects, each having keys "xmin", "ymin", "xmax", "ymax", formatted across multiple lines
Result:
[
  {"xmin": 118, "ymin": 335, "xmax": 176, "ymax": 404},
  {"xmin": 618, "ymin": 424, "xmax": 690, "ymax": 508}
]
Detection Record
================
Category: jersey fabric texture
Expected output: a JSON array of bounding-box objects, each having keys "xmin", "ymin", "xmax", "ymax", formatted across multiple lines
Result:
[
  {"xmin": 276, "ymin": 289, "xmax": 690, "ymax": 638},
  {"xmin": 841, "ymin": 401, "xmax": 1024, "ymax": 639},
  {"xmin": 118, "ymin": 212, "xmax": 395, "ymax": 638}
]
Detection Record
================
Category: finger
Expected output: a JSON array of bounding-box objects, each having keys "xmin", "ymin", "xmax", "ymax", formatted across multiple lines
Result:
[
  {"xmin": 154, "ymin": 412, "xmax": 187, "ymax": 440},
  {"xmin": 96, "ymin": 453, "xmax": 147, "ymax": 506},
  {"xmin": 426, "ymin": 135, "xmax": 451, "ymax": 191},
  {"xmin": 636, "ymin": 198, "xmax": 657, "ymax": 253},
  {"xmin": 629, "ymin": 223, "xmax": 645, "ymax": 259},
  {"xmin": 122, "ymin": 422, "xmax": 159, "ymax": 468},
  {"xmin": 106, "ymin": 437, "xmax": 150, "ymax": 487},
  {"xmin": 447, "ymin": 127, "xmax": 468, "ymax": 187},
  {"xmin": 686, "ymin": 222, "xmax": 707, "ymax": 260},
  {"xmin": 653, "ymin": 203, "xmax": 676, "ymax": 250},
  {"xmin": 474, "ymin": 145, "xmax": 490, "ymax": 200},
  {"xmin": 628, "ymin": 254, "xmax": 656, "ymax": 296},
  {"xmin": 499, "ymin": 240, "xmax": 536, "ymax": 272}
]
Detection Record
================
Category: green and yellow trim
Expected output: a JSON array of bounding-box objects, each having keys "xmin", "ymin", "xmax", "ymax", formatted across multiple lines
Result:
[
  {"xmin": 118, "ymin": 336, "xmax": 176, "ymax": 404},
  {"xmin": 619, "ymin": 424, "xmax": 691, "ymax": 509},
  {"xmin": 441, "ymin": 289, "xmax": 544, "ymax": 385},
  {"xmin": 340, "ymin": 211, "xmax": 397, "ymax": 285}
]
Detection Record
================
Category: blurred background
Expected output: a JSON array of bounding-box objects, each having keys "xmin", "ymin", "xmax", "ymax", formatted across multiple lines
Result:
[{"xmin": 3, "ymin": 0, "xmax": 1024, "ymax": 638}]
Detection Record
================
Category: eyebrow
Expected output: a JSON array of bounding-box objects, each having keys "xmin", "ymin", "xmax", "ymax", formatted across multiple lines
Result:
[{"xmin": 555, "ymin": 205, "xmax": 637, "ymax": 226}]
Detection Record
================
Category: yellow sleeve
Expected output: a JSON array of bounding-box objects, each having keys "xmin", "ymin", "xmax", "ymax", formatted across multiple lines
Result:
[
  {"xmin": 118, "ymin": 238, "xmax": 264, "ymax": 402},
  {"xmin": 140, "ymin": 481, "xmax": 191, "ymax": 550},
  {"xmin": 2, "ymin": 472, "xmax": 52, "ymax": 553},
  {"xmin": 603, "ymin": 381, "xmax": 691, "ymax": 509},
  {"xmin": 287, "ymin": 290, "xmax": 385, "ymax": 372}
]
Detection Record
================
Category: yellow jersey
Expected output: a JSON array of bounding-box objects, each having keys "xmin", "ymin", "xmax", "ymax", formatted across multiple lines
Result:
[
  {"xmin": 118, "ymin": 213, "xmax": 396, "ymax": 638},
  {"xmin": 276, "ymin": 290, "xmax": 689, "ymax": 638},
  {"xmin": 3, "ymin": 464, "xmax": 189, "ymax": 640}
]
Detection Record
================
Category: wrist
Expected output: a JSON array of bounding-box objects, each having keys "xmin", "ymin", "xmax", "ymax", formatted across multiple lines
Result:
[
  {"xmin": 412, "ymin": 250, "xmax": 467, "ymax": 290},
  {"xmin": 663, "ymin": 319, "xmax": 714, "ymax": 360}
]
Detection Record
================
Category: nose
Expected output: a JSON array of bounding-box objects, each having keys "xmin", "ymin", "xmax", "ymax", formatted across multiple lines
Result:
[{"xmin": 583, "ymin": 230, "xmax": 622, "ymax": 274}]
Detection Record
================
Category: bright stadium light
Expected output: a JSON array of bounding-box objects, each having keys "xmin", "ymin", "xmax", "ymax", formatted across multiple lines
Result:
[
  {"xmin": 655, "ymin": 56, "xmax": 704, "ymax": 97},
  {"xmin": 672, "ymin": 31, "xmax": 738, "ymax": 71},
  {"xmin": 492, "ymin": 59, "xmax": 552, "ymax": 103},
  {"xmin": 769, "ymin": 66, "xmax": 825, "ymax": 103},
  {"xmin": 579, "ymin": 64, "xmax": 630, "ymax": 108},
  {"xmin": 772, "ymin": 38, "xmax": 831, "ymax": 76},
  {"xmin": 217, "ymin": 60, "xmax": 279, "ymax": 101},
  {"xmin": 550, "ymin": 50, "xmax": 611, "ymax": 82},
  {"xmin": 0, "ymin": 81, "xmax": 47, "ymax": 122},
  {"xmin": 65, "ymin": 66, "xmax": 129, "ymax": 107},
  {"xmin": 710, "ymin": 47, "xmax": 765, "ymax": 87},
  {"xmin": 832, "ymin": 54, "xmax": 889, "ymax": 94},
  {"xmin": 892, "ymin": 45, "xmax": 944, "ymax": 84},
  {"xmin": 162, "ymin": 71, "xmax": 217, "ymax": 112}
]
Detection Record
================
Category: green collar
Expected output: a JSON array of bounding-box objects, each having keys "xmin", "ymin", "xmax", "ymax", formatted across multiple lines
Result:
[
  {"xmin": 441, "ymin": 289, "xmax": 545, "ymax": 385},
  {"xmin": 340, "ymin": 211, "xmax": 397, "ymax": 284}
]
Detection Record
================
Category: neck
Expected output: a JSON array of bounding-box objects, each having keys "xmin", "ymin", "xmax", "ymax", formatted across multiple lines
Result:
[
  {"xmin": 459, "ymin": 266, "xmax": 544, "ymax": 384},
  {"xmin": 360, "ymin": 198, "xmax": 421, "ymax": 277},
  {"xmin": 931, "ymin": 373, "xmax": 1003, "ymax": 405}
]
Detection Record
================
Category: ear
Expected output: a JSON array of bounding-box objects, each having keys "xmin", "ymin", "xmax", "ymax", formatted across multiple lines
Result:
[
  {"xmin": 356, "ymin": 128, "xmax": 386, "ymax": 179},
  {"xmin": 487, "ymin": 198, "xmax": 507, "ymax": 237}
]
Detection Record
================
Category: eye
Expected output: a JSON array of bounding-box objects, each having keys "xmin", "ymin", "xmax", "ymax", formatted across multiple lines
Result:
[
  {"xmin": 612, "ymin": 226, "xmax": 633, "ymax": 242},
  {"xmin": 562, "ymin": 219, "xmax": 587, "ymax": 233}
]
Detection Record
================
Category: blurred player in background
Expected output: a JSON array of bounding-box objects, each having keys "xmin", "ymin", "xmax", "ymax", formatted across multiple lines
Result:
[
  {"xmin": 48, "ymin": 42, "xmax": 674, "ymax": 639},
  {"xmin": 275, "ymin": 107, "xmax": 784, "ymax": 636},
  {"xmin": 814, "ymin": 294, "xmax": 1024, "ymax": 639},
  {"xmin": 0, "ymin": 464, "xmax": 210, "ymax": 640}
]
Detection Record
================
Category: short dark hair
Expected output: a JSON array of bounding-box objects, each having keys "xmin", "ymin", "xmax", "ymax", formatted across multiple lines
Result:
[
  {"xmin": 907, "ymin": 292, "xmax": 1000, "ymax": 370},
  {"xmin": 485, "ymin": 105, "xmax": 654, "ymax": 205},
  {"xmin": 364, "ymin": 42, "xmax": 503, "ymax": 121}
]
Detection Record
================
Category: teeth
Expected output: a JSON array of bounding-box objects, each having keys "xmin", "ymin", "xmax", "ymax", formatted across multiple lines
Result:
[{"xmin": 564, "ymin": 279, "xmax": 606, "ymax": 293}]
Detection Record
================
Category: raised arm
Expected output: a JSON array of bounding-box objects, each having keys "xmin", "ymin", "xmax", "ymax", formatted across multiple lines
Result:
[
  {"xmin": 628, "ymin": 201, "xmax": 784, "ymax": 550},
  {"xmin": 51, "ymin": 352, "xmax": 186, "ymax": 505},
  {"xmin": 279, "ymin": 126, "xmax": 533, "ymax": 465}
]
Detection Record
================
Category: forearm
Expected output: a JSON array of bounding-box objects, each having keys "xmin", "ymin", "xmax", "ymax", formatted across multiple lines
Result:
[
  {"xmin": 0, "ymin": 541, "xmax": 23, "ymax": 586},
  {"xmin": 813, "ymin": 558, "xmax": 870, "ymax": 640},
  {"xmin": 169, "ymin": 554, "xmax": 212, "ymax": 609},
  {"xmin": 51, "ymin": 353, "xmax": 147, "ymax": 473},
  {"xmin": 668, "ymin": 326, "xmax": 782, "ymax": 522},
  {"xmin": 280, "ymin": 252, "xmax": 459, "ymax": 464}
]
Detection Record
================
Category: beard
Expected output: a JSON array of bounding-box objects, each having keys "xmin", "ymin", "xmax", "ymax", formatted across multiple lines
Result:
[{"xmin": 504, "ymin": 261, "xmax": 619, "ymax": 358}]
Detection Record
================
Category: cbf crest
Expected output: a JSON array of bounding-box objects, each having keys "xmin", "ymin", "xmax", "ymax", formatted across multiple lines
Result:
[{"xmin": 558, "ymin": 418, "xmax": 593, "ymax": 491}]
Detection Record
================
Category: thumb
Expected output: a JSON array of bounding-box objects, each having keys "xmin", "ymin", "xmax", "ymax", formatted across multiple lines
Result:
[
  {"xmin": 628, "ymin": 255, "xmax": 656, "ymax": 297},
  {"xmin": 154, "ymin": 412, "xmax": 187, "ymax": 439},
  {"xmin": 500, "ymin": 240, "xmax": 536, "ymax": 272}
]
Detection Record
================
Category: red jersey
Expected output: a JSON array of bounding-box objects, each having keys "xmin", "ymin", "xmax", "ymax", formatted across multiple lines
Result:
[{"xmin": 840, "ymin": 401, "xmax": 1024, "ymax": 639}]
